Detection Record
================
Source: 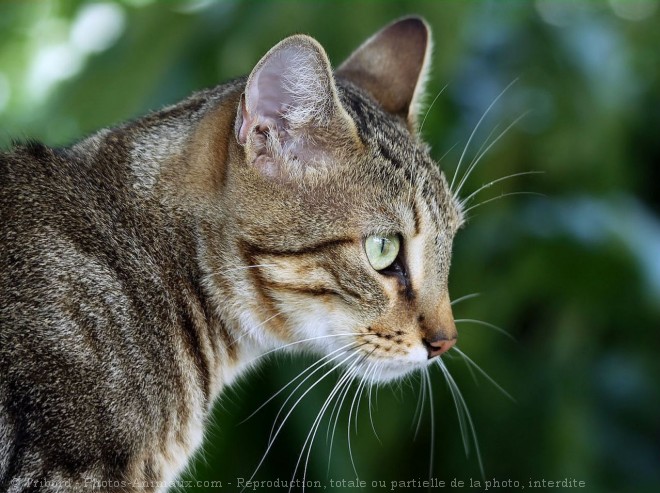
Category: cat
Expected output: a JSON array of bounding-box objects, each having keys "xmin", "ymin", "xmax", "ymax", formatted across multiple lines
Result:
[{"xmin": 0, "ymin": 16, "xmax": 464, "ymax": 492}]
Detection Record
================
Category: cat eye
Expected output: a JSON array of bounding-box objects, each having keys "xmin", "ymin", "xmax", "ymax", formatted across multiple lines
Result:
[{"xmin": 364, "ymin": 234, "xmax": 400, "ymax": 271}]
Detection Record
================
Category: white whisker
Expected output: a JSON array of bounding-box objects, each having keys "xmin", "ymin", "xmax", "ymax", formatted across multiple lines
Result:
[
  {"xmin": 438, "ymin": 360, "xmax": 484, "ymax": 478},
  {"xmin": 267, "ymin": 343, "xmax": 368, "ymax": 443},
  {"xmin": 420, "ymin": 84, "xmax": 448, "ymax": 134},
  {"xmin": 423, "ymin": 368, "xmax": 435, "ymax": 482},
  {"xmin": 438, "ymin": 141, "xmax": 460, "ymax": 166},
  {"xmin": 326, "ymin": 362, "xmax": 359, "ymax": 471},
  {"xmin": 352, "ymin": 361, "xmax": 373, "ymax": 434},
  {"xmin": 221, "ymin": 263, "xmax": 276, "ymax": 273},
  {"xmin": 240, "ymin": 341, "xmax": 359, "ymax": 425},
  {"xmin": 471, "ymin": 122, "xmax": 502, "ymax": 169},
  {"xmin": 452, "ymin": 347, "xmax": 516, "ymax": 402},
  {"xmin": 244, "ymin": 351, "xmax": 359, "ymax": 489},
  {"xmin": 412, "ymin": 373, "xmax": 426, "ymax": 439},
  {"xmin": 439, "ymin": 360, "xmax": 469, "ymax": 454},
  {"xmin": 345, "ymin": 354, "xmax": 376, "ymax": 478},
  {"xmin": 346, "ymin": 373, "xmax": 363, "ymax": 480},
  {"xmin": 367, "ymin": 362, "xmax": 381, "ymax": 444},
  {"xmin": 459, "ymin": 171, "xmax": 544, "ymax": 209},
  {"xmin": 450, "ymin": 78, "xmax": 518, "ymax": 193},
  {"xmin": 455, "ymin": 318, "xmax": 516, "ymax": 341},
  {"xmin": 294, "ymin": 356, "xmax": 364, "ymax": 491},
  {"xmin": 450, "ymin": 292, "xmax": 481, "ymax": 306},
  {"xmin": 454, "ymin": 111, "xmax": 531, "ymax": 198},
  {"xmin": 229, "ymin": 311, "xmax": 283, "ymax": 349},
  {"xmin": 250, "ymin": 333, "xmax": 368, "ymax": 363},
  {"xmin": 463, "ymin": 191, "xmax": 545, "ymax": 215}
]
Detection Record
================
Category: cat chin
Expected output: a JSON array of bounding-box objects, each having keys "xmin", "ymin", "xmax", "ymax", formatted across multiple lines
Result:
[
  {"xmin": 364, "ymin": 361, "xmax": 427, "ymax": 384},
  {"xmin": 357, "ymin": 351, "xmax": 431, "ymax": 384}
]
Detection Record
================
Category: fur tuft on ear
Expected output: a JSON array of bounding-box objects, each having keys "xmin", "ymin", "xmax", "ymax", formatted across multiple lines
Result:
[
  {"xmin": 235, "ymin": 35, "xmax": 353, "ymax": 179},
  {"xmin": 336, "ymin": 16, "xmax": 432, "ymax": 130}
]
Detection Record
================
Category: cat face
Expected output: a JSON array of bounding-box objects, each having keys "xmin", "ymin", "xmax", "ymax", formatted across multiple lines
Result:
[{"xmin": 207, "ymin": 18, "xmax": 464, "ymax": 381}]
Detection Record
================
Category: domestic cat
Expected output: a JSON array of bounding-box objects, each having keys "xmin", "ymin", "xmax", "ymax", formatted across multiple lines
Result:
[{"xmin": 0, "ymin": 17, "xmax": 464, "ymax": 492}]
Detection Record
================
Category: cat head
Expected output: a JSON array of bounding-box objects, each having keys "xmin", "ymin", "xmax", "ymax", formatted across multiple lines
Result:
[{"xmin": 205, "ymin": 17, "xmax": 464, "ymax": 382}]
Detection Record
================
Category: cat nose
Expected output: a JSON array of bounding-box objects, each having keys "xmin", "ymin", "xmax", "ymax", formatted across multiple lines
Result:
[
  {"xmin": 419, "ymin": 293, "xmax": 457, "ymax": 359},
  {"xmin": 422, "ymin": 336, "xmax": 456, "ymax": 359}
]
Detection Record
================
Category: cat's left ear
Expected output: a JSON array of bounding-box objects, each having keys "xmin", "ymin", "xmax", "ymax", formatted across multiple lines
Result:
[
  {"xmin": 236, "ymin": 35, "xmax": 356, "ymax": 178},
  {"xmin": 336, "ymin": 16, "xmax": 431, "ymax": 130}
]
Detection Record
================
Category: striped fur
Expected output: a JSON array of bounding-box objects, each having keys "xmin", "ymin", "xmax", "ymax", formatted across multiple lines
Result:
[{"xmin": 0, "ymin": 17, "xmax": 462, "ymax": 492}]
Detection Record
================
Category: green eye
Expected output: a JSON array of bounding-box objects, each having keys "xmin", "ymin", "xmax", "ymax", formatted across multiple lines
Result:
[{"xmin": 365, "ymin": 234, "xmax": 400, "ymax": 271}]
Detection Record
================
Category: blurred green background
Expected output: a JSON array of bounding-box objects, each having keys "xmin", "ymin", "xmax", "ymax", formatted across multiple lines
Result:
[{"xmin": 1, "ymin": 1, "xmax": 659, "ymax": 492}]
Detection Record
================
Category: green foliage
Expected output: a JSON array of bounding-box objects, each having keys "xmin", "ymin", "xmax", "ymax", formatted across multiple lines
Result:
[{"xmin": 1, "ymin": 1, "xmax": 658, "ymax": 491}]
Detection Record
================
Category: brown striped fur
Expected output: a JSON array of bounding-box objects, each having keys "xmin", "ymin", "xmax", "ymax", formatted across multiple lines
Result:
[{"xmin": 0, "ymin": 17, "xmax": 463, "ymax": 492}]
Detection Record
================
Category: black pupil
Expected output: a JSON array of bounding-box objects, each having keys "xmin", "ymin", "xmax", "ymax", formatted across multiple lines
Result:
[{"xmin": 380, "ymin": 238, "xmax": 386, "ymax": 254}]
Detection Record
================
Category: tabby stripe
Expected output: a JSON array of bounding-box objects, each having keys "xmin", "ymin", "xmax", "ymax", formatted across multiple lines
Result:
[
  {"xmin": 240, "ymin": 245, "xmax": 290, "ymax": 339},
  {"xmin": 177, "ymin": 293, "xmax": 211, "ymax": 402},
  {"xmin": 320, "ymin": 262, "xmax": 364, "ymax": 302},
  {"xmin": 243, "ymin": 237, "xmax": 354, "ymax": 257},
  {"xmin": 261, "ymin": 280, "xmax": 353, "ymax": 305},
  {"xmin": 216, "ymin": 316, "xmax": 238, "ymax": 362},
  {"xmin": 192, "ymin": 275, "xmax": 236, "ymax": 363},
  {"xmin": 377, "ymin": 141, "xmax": 403, "ymax": 169},
  {"xmin": 412, "ymin": 199, "xmax": 421, "ymax": 236}
]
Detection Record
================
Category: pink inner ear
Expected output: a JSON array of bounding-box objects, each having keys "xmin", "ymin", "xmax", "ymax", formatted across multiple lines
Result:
[
  {"xmin": 240, "ymin": 49, "xmax": 300, "ymax": 144},
  {"xmin": 237, "ymin": 37, "xmax": 349, "ymax": 178}
]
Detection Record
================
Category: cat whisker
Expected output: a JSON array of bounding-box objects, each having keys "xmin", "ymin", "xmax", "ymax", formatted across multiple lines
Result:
[
  {"xmin": 394, "ymin": 372, "xmax": 407, "ymax": 399},
  {"xmin": 221, "ymin": 263, "xmax": 277, "ymax": 273},
  {"xmin": 250, "ymin": 332, "xmax": 366, "ymax": 363},
  {"xmin": 245, "ymin": 351, "xmax": 362, "ymax": 492},
  {"xmin": 367, "ymin": 362, "xmax": 382, "ymax": 444},
  {"xmin": 346, "ymin": 373, "xmax": 364, "ymax": 480},
  {"xmin": 471, "ymin": 121, "xmax": 502, "ymax": 170},
  {"xmin": 455, "ymin": 318, "xmax": 516, "ymax": 341},
  {"xmin": 420, "ymin": 84, "xmax": 448, "ymax": 134},
  {"xmin": 438, "ymin": 140, "xmax": 460, "ymax": 166},
  {"xmin": 228, "ymin": 311, "xmax": 283, "ymax": 349},
  {"xmin": 352, "ymin": 360, "xmax": 373, "ymax": 435},
  {"xmin": 438, "ymin": 360, "xmax": 469, "ymax": 455},
  {"xmin": 266, "ymin": 343, "xmax": 367, "ymax": 442},
  {"xmin": 450, "ymin": 78, "xmax": 518, "ymax": 194},
  {"xmin": 450, "ymin": 292, "xmax": 481, "ymax": 306},
  {"xmin": 326, "ymin": 370, "xmax": 349, "ymax": 443},
  {"xmin": 459, "ymin": 170, "xmax": 544, "ymax": 210},
  {"xmin": 326, "ymin": 350, "xmax": 373, "ymax": 474},
  {"xmin": 304, "ymin": 370, "xmax": 360, "ymax": 490},
  {"xmin": 241, "ymin": 340, "xmax": 360, "ymax": 425},
  {"xmin": 441, "ymin": 350, "xmax": 457, "ymax": 361},
  {"xmin": 457, "ymin": 350, "xmax": 480, "ymax": 386},
  {"xmin": 346, "ymin": 353, "xmax": 377, "ymax": 479},
  {"xmin": 326, "ymin": 361, "xmax": 359, "ymax": 470},
  {"xmin": 295, "ymin": 355, "xmax": 365, "ymax": 492},
  {"xmin": 463, "ymin": 191, "xmax": 545, "ymax": 216},
  {"xmin": 450, "ymin": 120, "xmax": 501, "ymax": 202},
  {"xmin": 423, "ymin": 367, "xmax": 436, "ymax": 482},
  {"xmin": 451, "ymin": 346, "xmax": 516, "ymax": 402},
  {"xmin": 454, "ymin": 111, "xmax": 531, "ymax": 198},
  {"xmin": 437, "ymin": 359, "xmax": 484, "ymax": 478},
  {"xmin": 412, "ymin": 373, "xmax": 426, "ymax": 439}
]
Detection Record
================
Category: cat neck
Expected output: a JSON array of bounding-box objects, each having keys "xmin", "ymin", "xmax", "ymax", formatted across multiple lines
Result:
[
  {"xmin": 72, "ymin": 80, "xmax": 244, "ymax": 203},
  {"xmin": 69, "ymin": 80, "xmax": 273, "ymax": 400}
]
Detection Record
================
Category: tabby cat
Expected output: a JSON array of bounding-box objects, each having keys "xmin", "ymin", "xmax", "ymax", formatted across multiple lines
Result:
[{"xmin": 0, "ymin": 17, "xmax": 463, "ymax": 492}]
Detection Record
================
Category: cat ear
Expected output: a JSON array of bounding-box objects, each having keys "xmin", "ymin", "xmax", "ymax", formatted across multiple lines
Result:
[
  {"xmin": 336, "ymin": 16, "xmax": 431, "ymax": 130},
  {"xmin": 235, "ymin": 35, "xmax": 353, "ymax": 178}
]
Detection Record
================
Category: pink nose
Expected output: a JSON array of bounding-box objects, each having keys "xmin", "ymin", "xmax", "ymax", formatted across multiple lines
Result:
[{"xmin": 423, "ymin": 337, "xmax": 456, "ymax": 359}]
